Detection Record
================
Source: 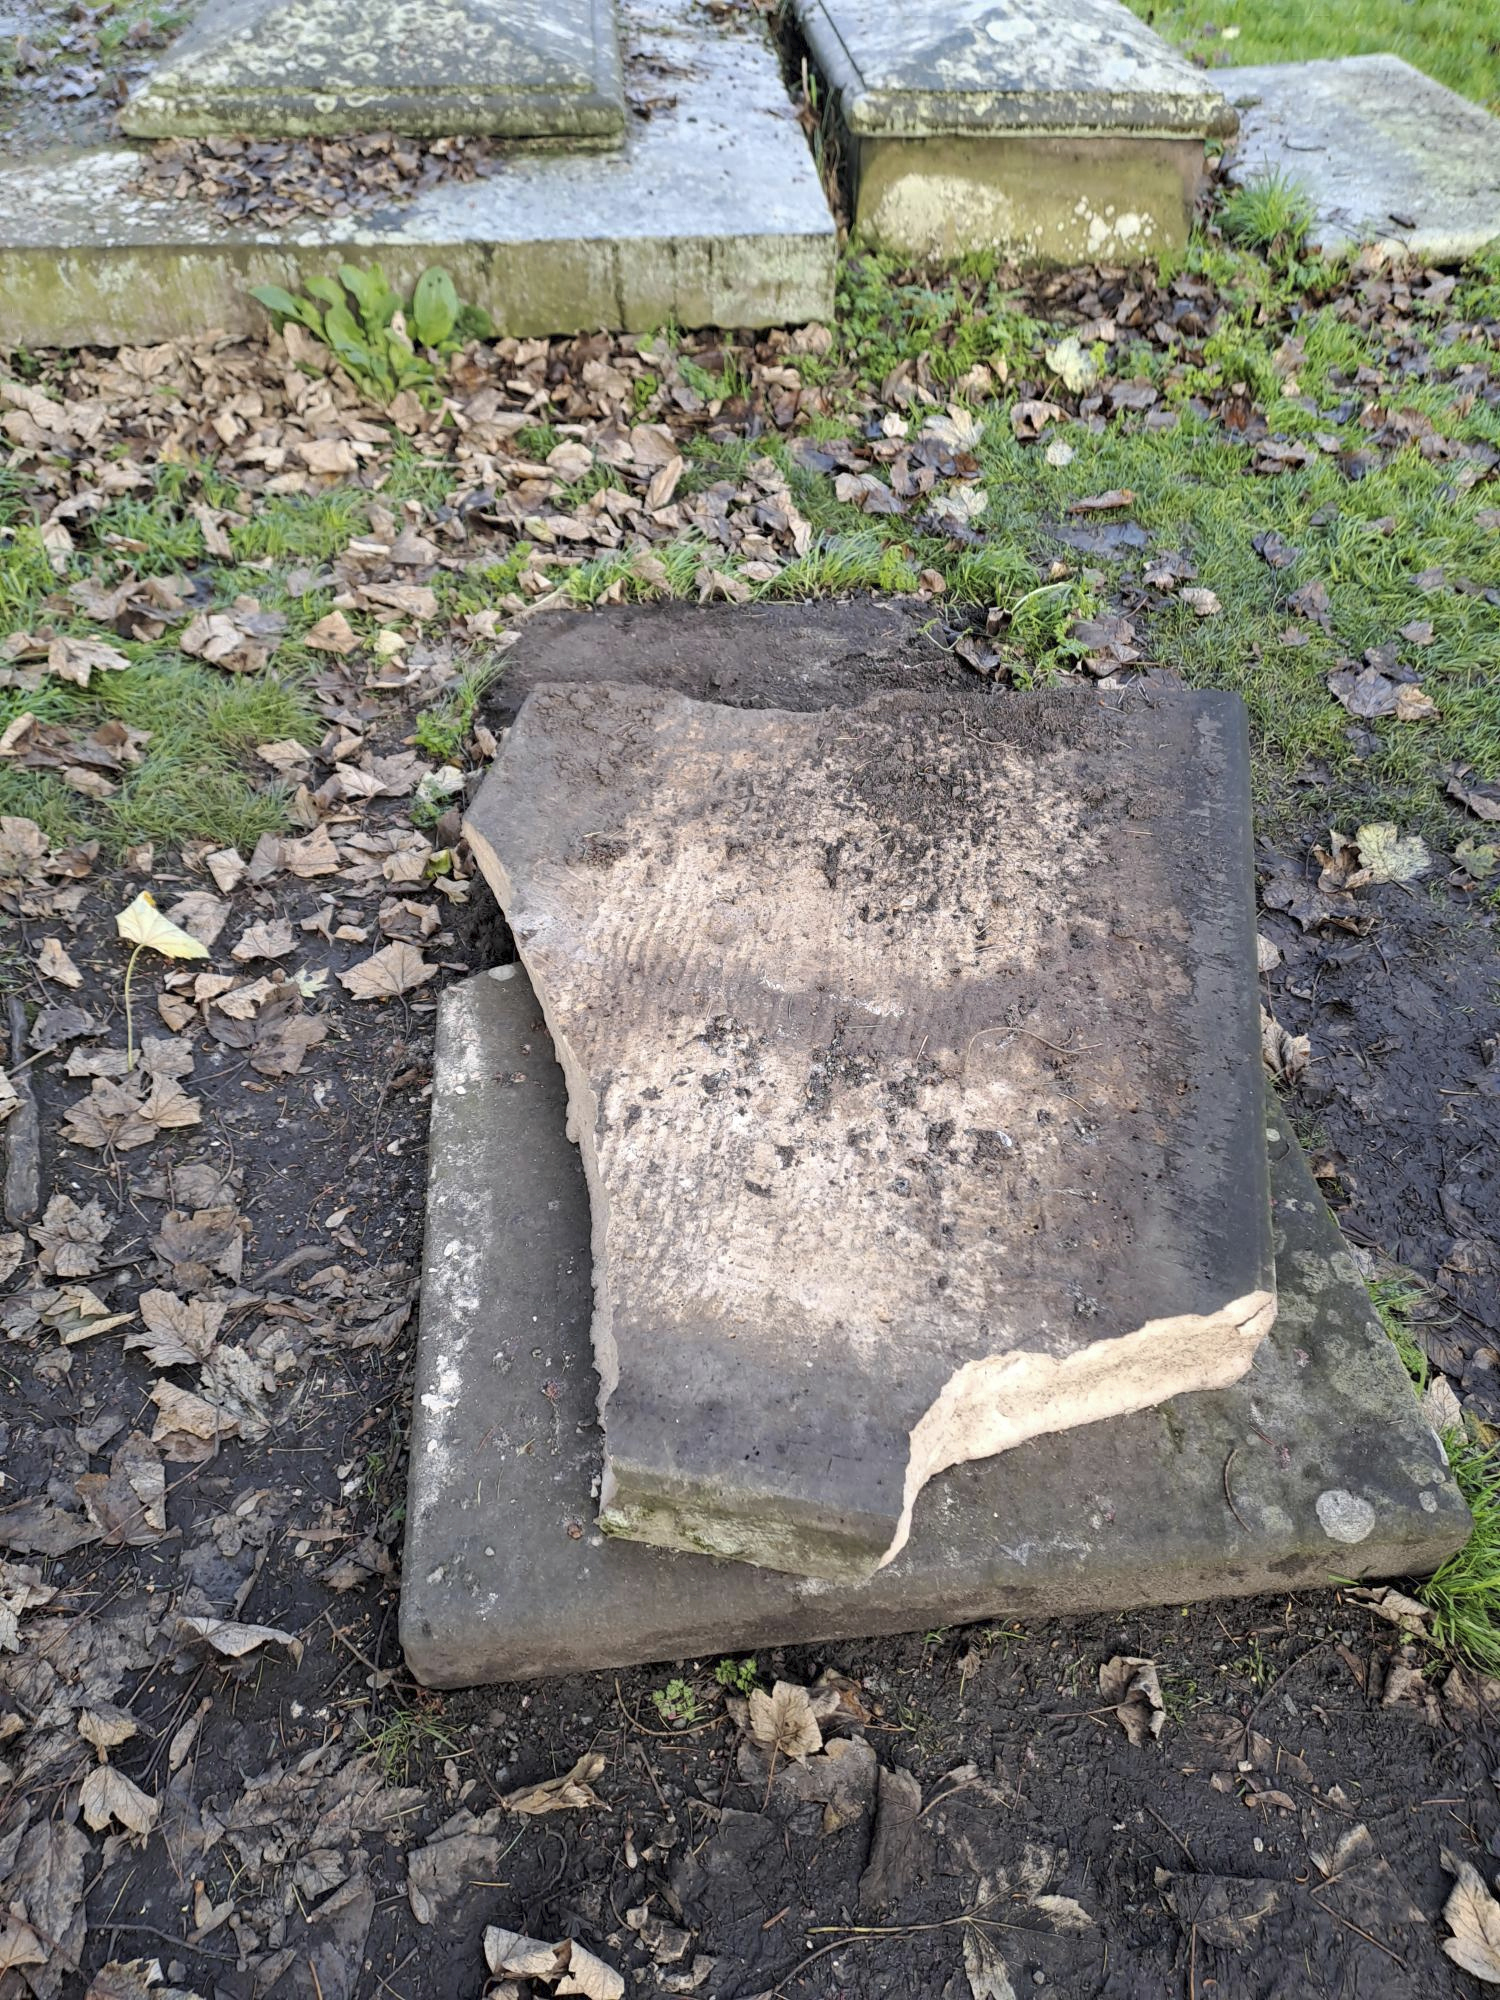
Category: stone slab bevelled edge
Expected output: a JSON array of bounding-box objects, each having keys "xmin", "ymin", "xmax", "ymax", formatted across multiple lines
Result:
[
  {"xmin": 792, "ymin": 0, "xmax": 1237, "ymax": 139},
  {"xmin": 399, "ymin": 965, "xmax": 1470, "ymax": 1688},
  {"xmin": 120, "ymin": 0, "xmax": 625, "ymax": 141},
  {"xmin": 0, "ymin": 0, "xmax": 833, "ymax": 347},
  {"xmin": 1221, "ymin": 55, "xmax": 1500, "ymax": 265}
]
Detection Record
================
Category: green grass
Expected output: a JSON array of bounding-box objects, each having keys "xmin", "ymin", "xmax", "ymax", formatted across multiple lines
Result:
[
  {"xmin": 361, "ymin": 1699, "xmax": 466, "ymax": 1782},
  {"xmin": 1422, "ymin": 1435, "xmax": 1500, "ymax": 1672},
  {"xmin": 1375, "ymin": 1271, "xmax": 1500, "ymax": 1672},
  {"xmin": 412, "ymin": 657, "xmax": 506, "ymax": 761},
  {"xmin": 1373, "ymin": 1273, "xmax": 1432, "ymax": 1392},
  {"xmin": 1220, "ymin": 172, "xmax": 1314, "ymax": 259},
  {"xmin": 1124, "ymin": 0, "xmax": 1500, "ymax": 111},
  {"xmin": 4, "ymin": 234, "xmax": 1498, "ymax": 854}
]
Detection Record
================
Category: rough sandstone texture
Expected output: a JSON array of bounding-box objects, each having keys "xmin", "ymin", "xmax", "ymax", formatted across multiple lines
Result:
[
  {"xmin": 464, "ymin": 682, "xmax": 1275, "ymax": 1582},
  {"xmin": 121, "ymin": 0, "xmax": 625, "ymax": 140},
  {"xmin": 399, "ymin": 967, "xmax": 1467, "ymax": 1687}
]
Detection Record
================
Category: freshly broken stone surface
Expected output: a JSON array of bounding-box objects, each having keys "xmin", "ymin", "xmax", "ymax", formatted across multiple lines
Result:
[
  {"xmin": 465, "ymin": 682, "xmax": 1274, "ymax": 1583},
  {"xmin": 121, "ymin": 0, "xmax": 625, "ymax": 139},
  {"xmin": 399, "ymin": 966, "xmax": 1468, "ymax": 1686},
  {"xmin": 1222, "ymin": 55, "xmax": 1500, "ymax": 264},
  {"xmin": 792, "ymin": 0, "xmax": 1235, "ymax": 258}
]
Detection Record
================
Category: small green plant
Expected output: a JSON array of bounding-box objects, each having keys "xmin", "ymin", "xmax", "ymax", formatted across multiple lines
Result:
[
  {"xmin": 714, "ymin": 1655, "xmax": 758, "ymax": 1695},
  {"xmin": 1231, "ymin": 1637, "xmax": 1274, "ymax": 1691},
  {"xmin": 250, "ymin": 263, "xmax": 492, "ymax": 405},
  {"xmin": 1220, "ymin": 171, "xmax": 1314, "ymax": 259},
  {"xmin": 413, "ymin": 658, "xmax": 504, "ymax": 761},
  {"xmin": 651, "ymin": 1678, "xmax": 700, "ymax": 1728},
  {"xmin": 1373, "ymin": 1272, "xmax": 1432, "ymax": 1393},
  {"xmin": 362, "ymin": 1697, "xmax": 465, "ymax": 1781}
]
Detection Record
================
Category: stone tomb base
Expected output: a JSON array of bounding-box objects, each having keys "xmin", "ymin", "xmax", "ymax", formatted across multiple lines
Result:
[
  {"xmin": 401, "ymin": 963, "xmax": 1468, "ymax": 1686},
  {"xmin": 0, "ymin": 0, "xmax": 833, "ymax": 348}
]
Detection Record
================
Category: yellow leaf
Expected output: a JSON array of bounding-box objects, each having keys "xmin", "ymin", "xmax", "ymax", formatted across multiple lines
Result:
[{"xmin": 115, "ymin": 891, "xmax": 210, "ymax": 961}]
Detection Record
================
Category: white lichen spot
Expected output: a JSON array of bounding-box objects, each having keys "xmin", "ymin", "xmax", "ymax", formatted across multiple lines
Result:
[{"xmin": 1315, "ymin": 1487, "xmax": 1376, "ymax": 1543}]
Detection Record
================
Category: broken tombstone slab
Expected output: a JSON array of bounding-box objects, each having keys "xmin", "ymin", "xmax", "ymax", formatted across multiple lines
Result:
[
  {"xmin": 464, "ymin": 682, "xmax": 1274, "ymax": 1583},
  {"xmin": 1223, "ymin": 55, "xmax": 1500, "ymax": 265},
  {"xmin": 399, "ymin": 965, "xmax": 1468, "ymax": 1685},
  {"xmin": 120, "ymin": 0, "xmax": 625, "ymax": 140}
]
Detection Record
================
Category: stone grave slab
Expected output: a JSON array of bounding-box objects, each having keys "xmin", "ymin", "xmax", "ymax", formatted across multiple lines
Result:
[
  {"xmin": 464, "ymin": 682, "xmax": 1274, "ymax": 1583},
  {"xmin": 1222, "ymin": 55, "xmax": 1500, "ymax": 264},
  {"xmin": 399, "ymin": 962, "xmax": 1469, "ymax": 1686},
  {"xmin": 791, "ymin": 0, "xmax": 1237, "ymax": 258},
  {"xmin": 0, "ymin": 0, "xmax": 833, "ymax": 346},
  {"xmin": 121, "ymin": 0, "xmax": 625, "ymax": 141}
]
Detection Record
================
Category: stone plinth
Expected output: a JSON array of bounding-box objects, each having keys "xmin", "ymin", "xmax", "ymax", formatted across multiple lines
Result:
[
  {"xmin": 1222, "ymin": 56, "xmax": 1500, "ymax": 265},
  {"xmin": 464, "ymin": 684, "xmax": 1273, "ymax": 1583},
  {"xmin": 399, "ymin": 964, "xmax": 1469, "ymax": 1686},
  {"xmin": 0, "ymin": 0, "xmax": 834, "ymax": 346},
  {"xmin": 121, "ymin": 0, "xmax": 625, "ymax": 140},
  {"xmin": 791, "ymin": 0, "xmax": 1236, "ymax": 258}
]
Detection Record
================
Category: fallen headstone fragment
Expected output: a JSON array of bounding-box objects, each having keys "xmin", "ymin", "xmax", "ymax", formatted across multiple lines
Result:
[{"xmin": 465, "ymin": 683, "xmax": 1274, "ymax": 1581}]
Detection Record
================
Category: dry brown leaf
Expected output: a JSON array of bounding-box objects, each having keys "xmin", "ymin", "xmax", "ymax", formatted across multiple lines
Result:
[
  {"xmin": 1099, "ymin": 1655, "xmax": 1165, "ymax": 1745},
  {"xmin": 483, "ymin": 1929, "xmax": 624, "ymax": 2000},
  {"xmin": 79, "ymin": 1764, "xmax": 158, "ymax": 1837},
  {"xmin": 30, "ymin": 1193, "xmax": 110, "ymax": 1276},
  {"xmin": 129, "ymin": 1288, "xmax": 227, "ymax": 1366},
  {"xmin": 1067, "ymin": 490, "xmax": 1134, "ymax": 513},
  {"xmin": 486, "ymin": 1929, "xmax": 563, "ymax": 1980},
  {"xmin": 78, "ymin": 1703, "xmax": 138, "ymax": 1758},
  {"xmin": 163, "ymin": 890, "xmax": 232, "ymax": 947},
  {"xmin": 1011, "ymin": 399, "xmax": 1066, "ymax": 440},
  {"xmin": 283, "ymin": 825, "xmax": 341, "ymax": 876},
  {"xmin": 748, "ymin": 1681, "xmax": 823, "ymax": 1762},
  {"xmin": 338, "ymin": 940, "xmax": 435, "ymax": 1000},
  {"xmin": 232, "ymin": 917, "xmax": 296, "ymax": 961},
  {"xmin": 501, "ymin": 1750, "xmax": 607, "ymax": 1815},
  {"xmin": 1442, "ymin": 1848, "xmax": 1500, "ymax": 1982},
  {"xmin": 37, "ymin": 936, "xmax": 83, "ymax": 987},
  {"xmin": 1260, "ymin": 1007, "xmax": 1310, "ymax": 1085},
  {"xmin": 177, "ymin": 1612, "xmax": 304, "ymax": 1663},
  {"xmin": 48, "ymin": 634, "xmax": 131, "ymax": 686},
  {"xmin": 558, "ymin": 1942, "xmax": 626, "ymax": 1999},
  {"xmin": 305, "ymin": 609, "xmax": 359, "ymax": 654},
  {"xmin": 205, "ymin": 845, "xmax": 247, "ymax": 892}
]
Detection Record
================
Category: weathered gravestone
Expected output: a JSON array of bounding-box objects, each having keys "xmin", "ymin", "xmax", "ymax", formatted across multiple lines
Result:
[
  {"xmin": 790, "ymin": 0, "xmax": 1237, "ymax": 258},
  {"xmin": 1222, "ymin": 56, "xmax": 1500, "ymax": 265},
  {"xmin": 121, "ymin": 0, "xmax": 626, "ymax": 139},
  {"xmin": 464, "ymin": 680, "xmax": 1275, "ymax": 1582},
  {"xmin": 400, "ymin": 967, "xmax": 1467, "ymax": 1685},
  {"xmin": 399, "ymin": 602, "xmax": 1469, "ymax": 1684},
  {"xmin": 1, "ymin": 0, "xmax": 836, "ymax": 346}
]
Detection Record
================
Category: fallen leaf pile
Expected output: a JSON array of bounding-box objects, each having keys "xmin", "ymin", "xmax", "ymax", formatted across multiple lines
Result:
[{"xmin": 133, "ymin": 130, "xmax": 500, "ymax": 228}]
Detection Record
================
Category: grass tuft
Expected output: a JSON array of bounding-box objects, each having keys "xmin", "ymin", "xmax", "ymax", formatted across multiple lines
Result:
[
  {"xmin": 1220, "ymin": 172, "xmax": 1314, "ymax": 260},
  {"xmin": 1421, "ymin": 1435, "xmax": 1500, "ymax": 1674}
]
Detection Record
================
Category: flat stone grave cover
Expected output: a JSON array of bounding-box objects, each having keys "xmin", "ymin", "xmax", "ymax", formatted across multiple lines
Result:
[
  {"xmin": 791, "ymin": 0, "xmax": 1236, "ymax": 137},
  {"xmin": 121, "ymin": 0, "xmax": 626, "ymax": 139},
  {"xmin": 464, "ymin": 678, "xmax": 1274, "ymax": 1583},
  {"xmin": 1223, "ymin": 55, "xmax": 1500, "ymax": 264},
  {"xmin": 400, "ymin": 964, "xmax": 1468, "ymax": 1687}
]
